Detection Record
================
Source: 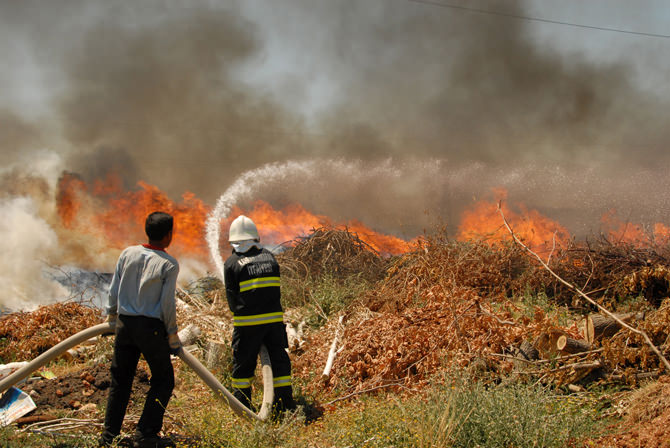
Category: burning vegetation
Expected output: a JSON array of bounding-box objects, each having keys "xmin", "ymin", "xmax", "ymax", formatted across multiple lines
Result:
[
  {"xmin": 2, "ymin": 224, "xmax": 670, "ymax": 445},
  {"xmin": 3, "ymin": 177, "xmax": 670, "ymax": 446}
]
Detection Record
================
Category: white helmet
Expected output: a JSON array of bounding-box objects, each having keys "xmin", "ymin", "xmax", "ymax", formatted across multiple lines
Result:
[{"xmin": 228, "ymin": 215, "xmax": 260, "ymax": 242}]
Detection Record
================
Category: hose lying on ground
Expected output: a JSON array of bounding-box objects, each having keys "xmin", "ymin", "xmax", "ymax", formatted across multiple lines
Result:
[{"xmin": 0, "ymin": 322, "xmax": 273, "ymax": 422}]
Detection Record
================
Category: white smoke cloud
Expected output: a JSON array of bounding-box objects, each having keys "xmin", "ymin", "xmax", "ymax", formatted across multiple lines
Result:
[{"xmin": 0, "ymin": 196, "xmax": 68, "ymax": 310}]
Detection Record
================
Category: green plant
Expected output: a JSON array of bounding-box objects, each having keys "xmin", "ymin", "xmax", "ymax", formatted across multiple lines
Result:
[
  {"xmin": 319, "ymin": 395, "xmax": 414, "ymax": 447},
  {"xmin": 407, "ymin": 372, "xmax": 600, "ymax": 448},
  {"xmin": 298, "ymin": 274, "xmax": 370, "ymax": 328},
  {"xmin": 513, "ymin": 290, "xmax": 574, "ymax": 327}
]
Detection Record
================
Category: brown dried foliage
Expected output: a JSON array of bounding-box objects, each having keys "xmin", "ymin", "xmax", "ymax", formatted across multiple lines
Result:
[
  {"xmin": 0, "ymin": 302, "xmax": 101, "ymax": 362},
  {"xmin": 279, "ymin": 227, "xmax": 388, "ymax": 281},
  {"xmin": 601, "ymin": 298, "xmax": 670, "ymax": 373},
  {"xmin": 293, "ymin": 230, "xmax": 670, "ymax": 395},
  {"xmin": 548, "ymin": 239, "xmax": 670, "ymax": 308},
  {"xmin": 365, "ymin": 236, "xmax": 535, "ymax": 313},
  {"xmin": 278, "ymin": 227, "xmax": 389, "ymax": 303},
  {"xmin": 295, "ymin": 235, "xmax": 546, "ymax": 394}
]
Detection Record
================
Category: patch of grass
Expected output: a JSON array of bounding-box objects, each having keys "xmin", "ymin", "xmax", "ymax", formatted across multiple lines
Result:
[
  {"xmin": 168, "ymin": 395, "xmax": 304, "ymax": 448},
  {"xmin": 315, "ymin": 395, "xmax": 414, "ymax": 448},
  {"xmin": 407, "ymin": 372, "xmax": 601, "ymax": 448},
  {"xmin": 0, "ymin": 368, "xmax": 607, "ymax": 448},
  {"xmin": 284, "ymin": 273, "xmax": 371, "ymax": 328},
  {"xmin": 0, "ymin": 426, "xmax": 100, "ymax": 448},
  {"xmin": 513, "ymin": 290, "xmax": 574, "ymax": 327}
]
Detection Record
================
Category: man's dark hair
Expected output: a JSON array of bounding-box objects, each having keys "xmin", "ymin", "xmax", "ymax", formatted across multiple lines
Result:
[{"xmin": 145, "ymin": 212, "xmax": 174, "ymax": 241}]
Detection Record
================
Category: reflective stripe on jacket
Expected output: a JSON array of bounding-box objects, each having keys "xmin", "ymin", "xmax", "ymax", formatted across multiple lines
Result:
[
  {"xmin": 224, "ymin": 247, "xmax": 284, "ymax": 324},
  {"xmin": 233, "ymin": 311, "xmax": 284, "ymax": 327},
  {"xmin": 239, "ymin": 276, "xmax": 280, "ymax": 292}
]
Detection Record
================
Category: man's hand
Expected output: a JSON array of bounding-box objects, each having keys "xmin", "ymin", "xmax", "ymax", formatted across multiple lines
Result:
[
  {"xmin": 105, "ymin": 313, "xmax": 117, "ymax": 329},
  {"xmin": 168, "ymin": 332, "xmax": 182, "ymax": 355}
]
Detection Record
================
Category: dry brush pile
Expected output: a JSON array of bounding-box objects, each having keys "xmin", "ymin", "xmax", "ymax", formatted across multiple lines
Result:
[
  {"xmin": 288, "ymin": 229, "xmax": 670, "ymax": 397},
  {"xmin": 0, "ymin": 302, "xmax": 101, "ymax": 362},
  {"xmin": 2, "ymin": 227, "xmax": 670, "ymax": 412},
  {"xmin": 278, "ymin": 227, "xmax": 389, "ymax": 306}
]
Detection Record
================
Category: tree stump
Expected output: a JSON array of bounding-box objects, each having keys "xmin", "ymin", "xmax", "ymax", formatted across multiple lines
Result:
[
  {"xmin": 206, "ymin": 339, "xmax": 228, "ymax": 370},
  {"xmin": 535, "ymin": 329, "xmax": 569, "ymax": 358}
]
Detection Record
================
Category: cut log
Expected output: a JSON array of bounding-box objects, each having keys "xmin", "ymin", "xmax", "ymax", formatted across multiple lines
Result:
[
  {"xmin": 556, "ymin": 336, "xmax": 591, "ymax": 355},
  {"xmin": 584, "ymin": 312, "xmax": 645, "ymax": 344},
  {"xmin": 178, "ymin": 324, "xmax": 202, "ymax": 347},
  {"xmin": 606, "ymin": 370, "xmax": 660, "ymax": 383},
  {"xmin": 286, "ymin": 321, "xmax": 306, "ymax": 352},
  {"xmin": 14, "ymin": 414, "xmax": 58, "ymax": 426},
  {"xmin": 535, "ymin": 329, "xmax": 569, "ymax": 359},
  {"xmin": 567, "ymin": 384, "xmax": 584, "ymax": 393}
]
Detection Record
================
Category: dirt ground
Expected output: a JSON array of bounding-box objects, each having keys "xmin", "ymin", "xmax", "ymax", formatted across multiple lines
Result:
[
  {"xmin": 583, "ymin": 375, "xmax": 670, "ymax": 448},
  {"xmin": 21, "ymin": 362, "xmax": 151, "ymax": 416}
]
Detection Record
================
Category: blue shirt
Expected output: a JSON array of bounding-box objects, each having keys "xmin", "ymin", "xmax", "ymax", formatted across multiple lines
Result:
[{"xmin": 105, "ymin": 244, "xmax": 179, "ymax": 334}]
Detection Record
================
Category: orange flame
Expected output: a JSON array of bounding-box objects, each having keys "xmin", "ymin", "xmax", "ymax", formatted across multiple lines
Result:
[
  {"xmin": 227, "ymin": 200, "xmax": 411, "ymax": 255},
  {"xmin": 56, "ymin": 173, "xmax": 87, "ymax": 228},
  {"xmin": 57, "ymin": 173, "xmax": 211, "ymax": 258},
  {"xmin": 56, "ymin": 173, "xmax": 411, "ymax": 261},
  {"xmin": 600, "ymin": 210, "xmax": 670, "ymax": 246},
  {"xmin": 457, "ymin": 188, "xmax": 570, "ymax": 256}
]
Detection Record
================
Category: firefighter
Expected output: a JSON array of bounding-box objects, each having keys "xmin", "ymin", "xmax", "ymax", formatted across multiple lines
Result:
[
  {"xmin": 223, "ymin": 215, "xmax": 296, "ymax": 415},
  {"xmin": 100, "ymin": 212, "xmax": 181, "ymax": 448}
]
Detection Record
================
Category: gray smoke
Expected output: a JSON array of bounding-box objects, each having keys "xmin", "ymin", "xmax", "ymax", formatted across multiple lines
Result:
[{"xmin": 1, "ymin": 0, "xmax": 669, "ymax": 234}]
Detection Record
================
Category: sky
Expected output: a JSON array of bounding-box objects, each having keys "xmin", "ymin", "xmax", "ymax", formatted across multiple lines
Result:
[{"xmin": 2, "ymin": 0, "xmax": 670, "ymax": 244}]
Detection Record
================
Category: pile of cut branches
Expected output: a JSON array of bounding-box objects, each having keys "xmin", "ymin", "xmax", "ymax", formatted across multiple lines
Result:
[
  {"xmin": 365, "ymin": 236, "xmax": 535, "ymax": 313},
  {"xmin": 545, "ymin": 238, "xmax": 670, "ymax": 309},
  {"xmin": 294, "ymin": 230, "xmax": 670, "ymax": 395},
  {"xmin": 278, "ymin": 227, "xmax": 389, "ymax": 305},
  {"xmin": 0, "ymin": 302, "xmax": 101, "ymax": 362},
  {"xmin": 601, "ymin": 298, "xmax": 670, "ymax": 374},
  {"xmin": 279, "ymin": 227, "xmax": 388, "ymax": 282}
]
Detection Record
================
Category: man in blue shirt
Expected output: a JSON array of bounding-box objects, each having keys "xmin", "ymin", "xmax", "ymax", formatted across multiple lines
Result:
[{"xmin": 100, "ymin": 212, "xmax": 181, "ymax": 448}]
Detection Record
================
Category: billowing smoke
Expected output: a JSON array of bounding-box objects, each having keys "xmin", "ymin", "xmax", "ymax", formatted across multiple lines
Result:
[
  {"xmin": 4, "ymin": 1, "xmax": 667, "ymax": 196},
  {"xmin": 0, "ymin": 152, "xmax": 67, "ymax": 309},
  {"xmin": 1, "ymin": 0, "xmax": 670, "ymax": 308}
]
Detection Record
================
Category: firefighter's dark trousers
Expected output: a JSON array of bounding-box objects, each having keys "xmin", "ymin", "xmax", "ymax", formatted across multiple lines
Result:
[
  {"xmin": 231, "ymin": 322, "xmax": 294, "ymax": 411},
  {"xmin": 102, "ymin": 315, "xmax": 174, "ymax": 442}
]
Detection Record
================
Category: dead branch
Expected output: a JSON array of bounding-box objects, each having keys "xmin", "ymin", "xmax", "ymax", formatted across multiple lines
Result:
[
  {"xmin": 477, "ymin": 302, "xmax": 517, "ymax": 326},
  {"xmin": 325, "ymin": 382, "xmax": 407, "ymax": 405},
  {"xmin": 523, "ymin": 361, "xmax": 602, "ymax": 375},
  {"xmin": 486, "ymin": 348, "xmax": 603, "ymax": 365},
  {"xmin": 498, "ymin": 201, "xmax": 670, "ymax": 373},
  {"xmin": 322, "ymin": 315, "xmax": 345, "ymax": 380}
]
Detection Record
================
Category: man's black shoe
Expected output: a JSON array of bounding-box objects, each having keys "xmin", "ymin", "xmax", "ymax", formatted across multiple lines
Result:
[
  {"xmin": 98, "ymin": 434, "xmax": 116, "ymax": 447},
  {"xmin": 132, "ymin": 435, "xmax": 176, "ymax": 448}
]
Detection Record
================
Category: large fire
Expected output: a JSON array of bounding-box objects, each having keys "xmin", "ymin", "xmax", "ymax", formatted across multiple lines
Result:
[
  {"xmin": 55, "ymin": 173, "xmax": 411, "ymax": 259},
  {"xmin": 55, "ymin": 175, "xmax": 669, "ymax": 267},
  {"xmin": 57, "ymin": 173, "xmax": 211, "ymax": 258},
  {"xmin": 601, "ymin": 209, "xmax": 670, "ymax": 246},
  {"xmin": 457, "ymin": 189, "xmax": 570, "ymax": 257}
]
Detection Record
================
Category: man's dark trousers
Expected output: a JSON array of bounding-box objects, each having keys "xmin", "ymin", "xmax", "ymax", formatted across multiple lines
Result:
[
  {"xmin": 102, "ymin": 315, "xmax": 175, "ymax": 441},
  {"xmin": 232, "ymin": 322, "xmax": 293, "ymax": 410}
]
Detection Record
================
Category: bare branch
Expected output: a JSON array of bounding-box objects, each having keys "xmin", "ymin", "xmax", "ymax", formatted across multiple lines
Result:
[
  {"xmin": 497, "ymin": 201, "xmax": 670, "ymax": 373},
  {"xmin": 325, "ymin": 382, "xmax": 407, "ymax": 405}
]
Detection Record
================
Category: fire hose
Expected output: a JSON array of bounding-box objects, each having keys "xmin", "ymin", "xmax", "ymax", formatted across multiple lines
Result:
[{"xmin": 0, "ymin": 322, "xmax": 274, "ymax": 422}]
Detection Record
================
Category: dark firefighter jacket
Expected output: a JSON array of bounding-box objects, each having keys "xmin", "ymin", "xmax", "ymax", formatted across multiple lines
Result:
[{"xmin": 223, "ymin": 246, "xmax": 283, "ymax": 327}]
